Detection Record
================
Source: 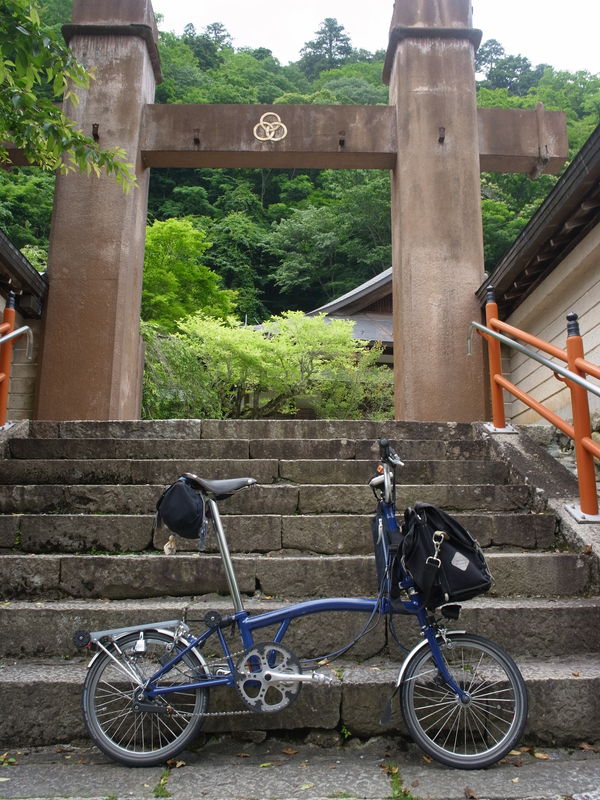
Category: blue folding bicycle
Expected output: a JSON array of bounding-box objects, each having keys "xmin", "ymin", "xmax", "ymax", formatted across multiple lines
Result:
[{"xmin": 74, "ymin": 438, "xmax": 528, "ymax": 769}]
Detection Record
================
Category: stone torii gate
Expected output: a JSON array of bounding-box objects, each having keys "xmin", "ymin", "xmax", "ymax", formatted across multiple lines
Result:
[{"xmin": 33, "ymin": 0, "xmax": 567, "ymax": 422}]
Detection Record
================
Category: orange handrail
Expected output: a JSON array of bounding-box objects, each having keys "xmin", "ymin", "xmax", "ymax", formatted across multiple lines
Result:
[
  {"xmin": 0, "ymin": 292, "xmax": 31, "ymax": 429},
  {"xmin": 478, "ymin": 286, "xmax": 600, "ymax": 519}
]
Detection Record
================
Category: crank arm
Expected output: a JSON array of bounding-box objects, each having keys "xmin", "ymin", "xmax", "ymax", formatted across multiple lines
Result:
[{"xmin": 263, "ymin": 670, "xmax": 333, "ymax": 684}]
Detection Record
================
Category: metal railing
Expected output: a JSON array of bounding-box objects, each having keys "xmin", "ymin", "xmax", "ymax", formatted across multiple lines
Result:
[
  {"xmin": 0, "ymin": 292, "xmax": 33, "ymax": 429},
  {"xmin": 473, "ymin": 286, "xmax": 600, "ymax": 522}
]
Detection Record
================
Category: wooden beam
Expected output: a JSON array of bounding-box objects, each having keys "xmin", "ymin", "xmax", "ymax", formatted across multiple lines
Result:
[
  {"xmin": 140, "ymin": 104, "xmax": 397, "ymax": 169},
  {"xmin": 478, "ymin": 107, "xmax": 568, "ymax": 176}
]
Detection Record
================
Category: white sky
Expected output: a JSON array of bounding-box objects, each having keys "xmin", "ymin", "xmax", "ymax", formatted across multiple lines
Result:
[{"xmin": 151, "ymin": 0, "xmax": 600, "ymax": 75}]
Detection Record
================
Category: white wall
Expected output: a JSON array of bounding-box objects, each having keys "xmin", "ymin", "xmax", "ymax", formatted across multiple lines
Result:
[{"xmin": 504, "ymin": 225, "xmax": 600, "ymax": 425}]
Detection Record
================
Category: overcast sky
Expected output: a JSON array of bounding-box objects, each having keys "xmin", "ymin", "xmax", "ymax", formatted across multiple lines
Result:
[{"xmin": 151, "ymin": 0, "xmax": 600, "ymax": 75}]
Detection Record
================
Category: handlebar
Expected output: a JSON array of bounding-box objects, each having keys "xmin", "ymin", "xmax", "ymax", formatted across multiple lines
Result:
[{"xmin": 379, "ymin": 438, "xmax": 405, "ymax": 467}]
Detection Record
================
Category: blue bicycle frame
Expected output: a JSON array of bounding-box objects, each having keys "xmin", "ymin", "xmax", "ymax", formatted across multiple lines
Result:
[{"xmin": 85, "ymin": 483, "xmax": 469, "ymax": 703}]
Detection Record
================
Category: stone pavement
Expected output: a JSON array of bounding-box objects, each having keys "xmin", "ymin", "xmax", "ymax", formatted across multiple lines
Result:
[{"xmin": 1, "ymin": 734, "xmax": 600, "ymax": 800}]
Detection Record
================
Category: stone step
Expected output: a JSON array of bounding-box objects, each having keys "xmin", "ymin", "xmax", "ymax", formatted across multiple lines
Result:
[
  {"xmin": 0, "ymin": 482, "xmax": 534, "ymax": 515},
  {"xmin": 26, "ymin": 419, "xmax": 477, "ymax": 441},
  {"xmin": 8, "ymin": 436, "xmax": 491, "ymax": 462},
  {"xmin": 0, "ymin": 551, "xmax": 592, "ymax": 601},
  {"xmin": 1, "ymin": 596, "xmax": 597, "ymax": 660},
  {"xmin": 0, "ymin": 511, "xmax": 557, "ymax": 554},
  {"xmin": 0, "ymin": 458, "xmax": 508, "ymax": 486},
  {"xmin": 1, "ymin": 654, "xmax": 598, "ymax": 747}
]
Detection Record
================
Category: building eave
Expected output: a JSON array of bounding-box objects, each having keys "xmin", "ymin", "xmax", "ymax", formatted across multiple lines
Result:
[{"xmin": 477, "ymin": 124, "xmax": 600, "ymax": 318}]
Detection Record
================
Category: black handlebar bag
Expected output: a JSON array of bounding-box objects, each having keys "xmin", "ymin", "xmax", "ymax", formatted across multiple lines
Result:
[{"xmin": 401, "ymin": 502, "xmax": 492, "ymax": 609}]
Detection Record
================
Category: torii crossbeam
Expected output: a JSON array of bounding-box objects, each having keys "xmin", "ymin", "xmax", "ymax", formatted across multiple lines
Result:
[{"xmin": 29, "ymin": 0, "xmax": 567, "ymax": 422}]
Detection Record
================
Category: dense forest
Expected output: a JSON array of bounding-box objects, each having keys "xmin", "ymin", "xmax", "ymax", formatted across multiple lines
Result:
[{"xmin": 1, "ymin": 0, "xmax": 600, "ymax": 329}]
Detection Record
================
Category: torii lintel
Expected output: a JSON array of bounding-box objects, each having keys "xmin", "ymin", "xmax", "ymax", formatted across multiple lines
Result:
[{"xmin": 140, "ymin": 103, "xmax": 567, "ymax": 176}]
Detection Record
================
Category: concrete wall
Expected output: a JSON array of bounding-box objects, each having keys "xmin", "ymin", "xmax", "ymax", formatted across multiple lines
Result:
[
  {"xmin": 504, "ymin": 225, "xmax": 600, "ymax": 425},
  {"xmin": 0, "ymin": 297, "xmax": 40, "ymax": 423}
]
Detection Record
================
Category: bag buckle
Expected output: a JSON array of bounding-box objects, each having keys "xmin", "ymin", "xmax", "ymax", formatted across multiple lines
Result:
[{"xmin": 426, "ymin": 530, "xmax": 446, "ymax": 568}]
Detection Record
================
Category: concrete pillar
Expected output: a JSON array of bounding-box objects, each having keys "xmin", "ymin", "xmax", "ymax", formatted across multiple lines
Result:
[
  {"xmin": 386, "ymin": 0, "xmax": 486, "ymax": 421},
  {"xmin": 35, "ymin": 0, "xmax": 159, "ymax": 420}
]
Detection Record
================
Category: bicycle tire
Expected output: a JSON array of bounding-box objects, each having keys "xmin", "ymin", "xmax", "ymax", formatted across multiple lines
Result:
[
  {"xmin": 400, "ymin": 633, "xmax": 528, "ymax": 769},
  {"xmin": 83, "ymin": 630, "xmax": 209, "ymax": 767}
]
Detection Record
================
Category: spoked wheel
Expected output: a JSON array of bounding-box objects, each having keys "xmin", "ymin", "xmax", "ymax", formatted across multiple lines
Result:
[
  {"xmin": 400, "ymin": 633, "xmax": 528, "ymax": 769},
  {"xmin": 82, "ymin": 631, "xmax": 208, "ymax": 766}
]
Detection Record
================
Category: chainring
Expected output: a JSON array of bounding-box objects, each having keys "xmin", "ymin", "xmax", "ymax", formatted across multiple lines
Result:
[{"xmin": 234, "ymin": 642, "xmax": 302, "ymax": 713}]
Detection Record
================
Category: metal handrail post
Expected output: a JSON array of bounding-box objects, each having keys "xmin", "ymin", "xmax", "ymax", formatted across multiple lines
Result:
[
  {"xmin": 484, "ymin": 287, "xmax": 506, "ymax": 429},
  {"xmin": 0, "ymin": 293, "xmax": 16, "ymax": 428},
  {"xmin": 565, "ymin": 313, "xmax": 598, "ymax": 516}
]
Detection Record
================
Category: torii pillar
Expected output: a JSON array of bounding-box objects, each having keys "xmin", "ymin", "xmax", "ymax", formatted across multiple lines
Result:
[
  {"xmin": 32, "ymin": 0, "xmax": 567, "ymax": 422},
  {"xmin": 35, "ymin": 0, "xmax": 160, "ymax": 420},
  {"xmin": 387, "ymin": 0, "xmax": 486, "ymax": 421}
]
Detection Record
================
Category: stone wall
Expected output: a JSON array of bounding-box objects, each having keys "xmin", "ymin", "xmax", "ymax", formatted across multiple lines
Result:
[
  {"xmin": 0, "ymin": 296, "xmax": 40, "ymax": 423},
  {"xmin": 505, "ymin": 224, "xmax": 600, "ymax": 424}
]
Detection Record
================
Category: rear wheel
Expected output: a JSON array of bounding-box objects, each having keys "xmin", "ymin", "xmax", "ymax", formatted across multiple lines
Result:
[
  {"xmin": 400, "ymin": 633, "xmax": 527, "ymax": 769},
  {"xmin": 83, "ymin": 630, "xmax": 208, "ymax": 766}
]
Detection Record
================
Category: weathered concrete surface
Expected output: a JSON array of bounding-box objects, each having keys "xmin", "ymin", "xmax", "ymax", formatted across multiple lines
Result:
[
  {"xmin": 27, "ymin": 419, "xmax": 205, "ymax": 440},
  {"xmin": 0, "ymin": 738, "xmax": 599, "ymax": 800},
  {"xmin": 10, "ymin": 433, "xmax": 492, "ymax": 461},
  {"xmin": 1, "ymin": 656, "xmax": 599, "ymax": 748},
  {"xmin": 0, "ymin": 454, "xmax": 510, "ymax": 485},
  {"xmin": 9, "ymin": 437, "xmax": 251, "ymax": 460},
  {"xmin": 200, "ymin": 419, "xmax": 477, "ymax": 442},
  {"xmin": 1, "ymin": 738, "xmax": 600, "ymax": 800},
  {"xmin": 297, "ymin": 483, "xmax": 532, "ymax": 514},
  {"xmin": 279, "ymin": 459, "xmax": 509, "ymax": 485},
  {"xmin": 1, "ymin": 510, "xmax": 557, "ymax": 555},
  {"xmin": 18, "ymin": 514, "xmax": 153, "ymax": 553},
  {"xmin": 0, "ymin": 514, "xmax": 17, "ymax": 548},
  {"xmin": 1, "ymin": 551, "xmax": 589, "ymax": 600},
  {"xmin": 2, "ymin": 596, "xmax": 598, "ymax": 660},
  {"xmin": 0, "ymin": 483, "xmax": 301, "ymax": 515},
  {"xmin": 0, "ymin": 458, "xmax": 279, "ymax": 485}
]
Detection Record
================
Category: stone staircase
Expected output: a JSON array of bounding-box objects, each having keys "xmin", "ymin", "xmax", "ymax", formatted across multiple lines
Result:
[{"xmin": 0, "ymin": 418, "xmax": 599, "ymax": 749}]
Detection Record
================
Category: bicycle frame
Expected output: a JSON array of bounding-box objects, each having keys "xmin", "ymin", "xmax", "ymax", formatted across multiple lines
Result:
[{"xmin": 84, "ymin": 468, "xmax": 469, "ymax": 703}]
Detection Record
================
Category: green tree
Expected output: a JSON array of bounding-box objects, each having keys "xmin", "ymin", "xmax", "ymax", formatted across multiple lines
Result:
[
  {"xmin": 0, "ymin": 0, "xmax": 134, "ymax": 185},
  {"xmin": 475, "ymin": 39, "xmax": 505, "ymax": 76},
  {"xmin": 299, "ymin": 18, "xmax": 353, "ymax": 79},
  {"xmin": 0, "ymin": 166, "xmax": 54, "ymax": 246},
  {"xmin": 141, "ymin": 217, "xmax": 236, "ymax": 331},
  {"xmin": 142, "ymin": 312, "xmax": 393, "ymax": 420},
  {"xmin": 197, "ymin": 212, "xmax": 272, "ymax": 323}
]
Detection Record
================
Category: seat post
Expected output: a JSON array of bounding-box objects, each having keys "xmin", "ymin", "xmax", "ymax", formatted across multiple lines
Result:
[{"xmin": 207, "ymin": 498, "xmax": 245, "ymax": 613}]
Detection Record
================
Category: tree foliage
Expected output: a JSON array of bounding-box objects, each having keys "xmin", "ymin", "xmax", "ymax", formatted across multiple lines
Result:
[
  {"xmin": 0, "ymin": 0, "xmax": 134, "ymax": 185},
  {"xmin": 141, "ymin": 313, "xmax": 393, "ymax": 420},
  {"xmin": 299, "ymin": 18, "xmax": 353, "ymax": 79},
  {"xmin": 141, "ymin": 217, "xmax": 236, "ymax": 332},
  {"xmin": 3, "ymin": 7, "xmax": 600, "ymax": 322}
]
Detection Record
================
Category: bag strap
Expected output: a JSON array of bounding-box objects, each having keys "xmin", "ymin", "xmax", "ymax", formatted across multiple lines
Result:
[{"xmin": 419, "ymin": 529, "xmax": 446, "ymax": 607}]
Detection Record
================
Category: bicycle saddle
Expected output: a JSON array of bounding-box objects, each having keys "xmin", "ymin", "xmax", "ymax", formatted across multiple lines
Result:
[{"xmin": 182, "ymin": 472, "xmax": 256, "ymax": 499}]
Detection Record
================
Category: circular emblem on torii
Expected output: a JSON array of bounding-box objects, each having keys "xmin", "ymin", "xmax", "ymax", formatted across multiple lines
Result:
[{"xmin": 253, "ymin": 112, "xmax": 288, "ymax": 142}]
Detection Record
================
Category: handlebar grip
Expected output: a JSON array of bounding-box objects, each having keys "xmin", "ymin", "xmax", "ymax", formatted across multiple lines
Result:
[{"xmin": 378, "ymin": 437, "xmax": 404, "ymax": 467}]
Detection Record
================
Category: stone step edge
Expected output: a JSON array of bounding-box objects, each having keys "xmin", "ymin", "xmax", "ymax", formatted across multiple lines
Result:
[
  {"xmin": 23, "ymin": 419, "xmax": 479, "ymax": 441},
  {"xmin": 0, "ymin": 654, "xmax": 598, "ymax": 745},
  {"xmin": 3, "ymin": 593, "xmax": 597, "ymax": 612}
]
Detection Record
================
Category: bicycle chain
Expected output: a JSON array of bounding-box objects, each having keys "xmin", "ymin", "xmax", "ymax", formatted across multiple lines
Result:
[{"xmin": 184, "ymin": 646, "xmax": 254, "ymax": 719}]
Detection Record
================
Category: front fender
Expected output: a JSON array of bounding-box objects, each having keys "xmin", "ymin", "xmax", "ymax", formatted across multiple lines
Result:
[{"xmin": 394, "ymin": 630, "xmax": 466, "ymax": 688}]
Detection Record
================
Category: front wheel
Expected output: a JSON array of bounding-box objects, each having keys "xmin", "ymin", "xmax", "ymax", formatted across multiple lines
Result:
[
  {"xmin": 400, "ymin": 633, "xmax": 528, "ymax": 769},
  {"xmin": 83, "ymin": 630, "xmax": 209, "ymax": 767}
]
